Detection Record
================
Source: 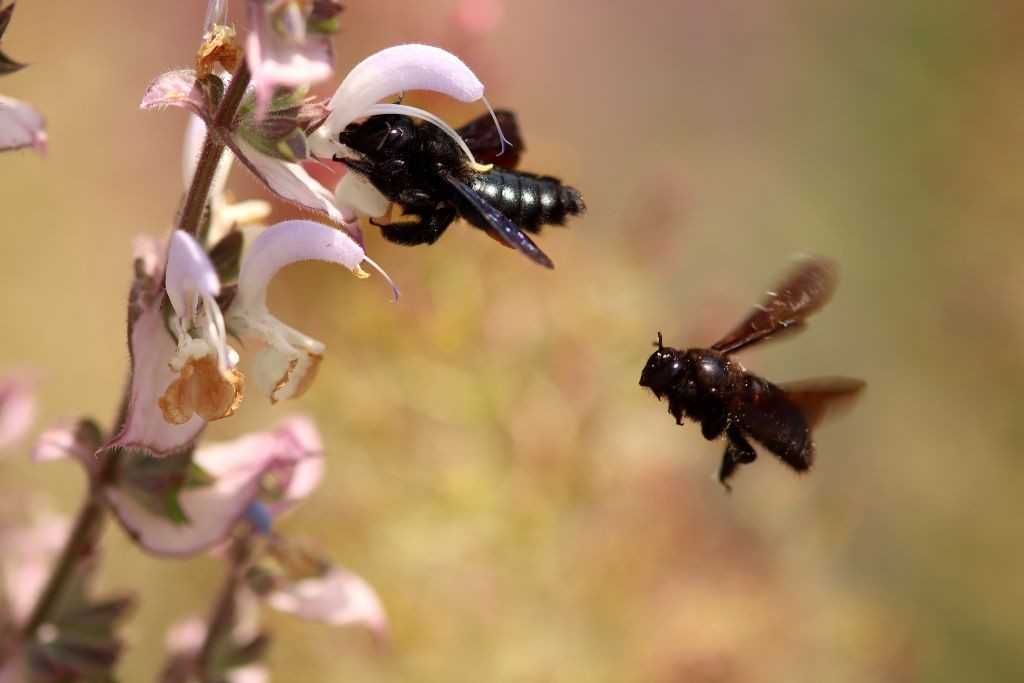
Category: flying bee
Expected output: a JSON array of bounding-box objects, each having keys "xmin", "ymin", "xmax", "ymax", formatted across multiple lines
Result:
[
  {"xmin": 639, "ymin": 257, "xmax": 865, "ymax": 489},
  {"xmin": 334, "ymin": 110, "xmax": 585, "ymax": 268}
]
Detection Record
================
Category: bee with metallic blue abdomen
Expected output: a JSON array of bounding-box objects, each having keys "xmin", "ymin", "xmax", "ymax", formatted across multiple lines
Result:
[{"xmin": 334, "ymin": 110, "xmax": 585, "ymax": 268}]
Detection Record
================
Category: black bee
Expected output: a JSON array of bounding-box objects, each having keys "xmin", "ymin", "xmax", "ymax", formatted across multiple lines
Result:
[
  {"xmin": 334, "ymin": 110, "xmax": 585, "ymax": 268},
  {"xmin": 639, "ymin": 257, "xmax": 865, "ymax": 489}
]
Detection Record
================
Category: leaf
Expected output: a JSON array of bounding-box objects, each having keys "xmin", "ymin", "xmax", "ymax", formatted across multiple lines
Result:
[
  {"xmin": 0, "ymin": 3, "xmax": 14, "ymax": 39},
  {"xmin": 0, "ymin": 49, "xmax": 25, "ymax": 75},
  {"xmin": 139, "ymin": 70, "xmax": 208, "ymax": 119}
]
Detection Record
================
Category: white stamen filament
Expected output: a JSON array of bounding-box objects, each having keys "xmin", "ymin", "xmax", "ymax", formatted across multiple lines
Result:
[
  {"xmin": 362, "ymin": 255, "xmax": 400, "ymax": 303},
  {"xmin": 481, "ymin": 95, "xmax": 512, "ymax": 157},
  {"xmin": 365, "ymin": 103, "xmax": 479, "ymax": 165}
]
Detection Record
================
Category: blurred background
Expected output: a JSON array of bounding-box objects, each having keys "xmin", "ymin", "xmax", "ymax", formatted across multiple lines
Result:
[{"xmin": 1, "ymin": 0, "xmax": 1022, "ymax": 680}]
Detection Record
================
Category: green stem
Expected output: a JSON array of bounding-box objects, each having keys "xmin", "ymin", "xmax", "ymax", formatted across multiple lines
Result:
[
  {"xmin": 177, "ymin": 59, "xmax": 252, "ymax": 240},
  {"xmin": 195, "ymin": 535, "xmax": 253, "ymax": 681}
]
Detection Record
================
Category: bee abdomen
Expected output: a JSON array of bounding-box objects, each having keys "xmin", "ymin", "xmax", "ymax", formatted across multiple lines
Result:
[{"xmin": 471, "ymin": 171, "xmax": 585, "ymax": 233}]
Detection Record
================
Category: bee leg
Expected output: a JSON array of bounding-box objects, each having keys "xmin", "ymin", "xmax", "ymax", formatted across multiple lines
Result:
[
  {"xmin": 377, "ymin": 205, "xmax": 457, "ymax": 246},
  {"xmin": 668, "ymin": 397, "xmax": 685, "ymax": 426},
  {"xmin": 339, "ymin": 158, "xmax": 376, "ymax": 175},
  {"xmin": 701, "ymin": 408, "xmax": 729, "ymax": 441},
  {"xmin": 718, "ymin": 427, "xmax": 757, "ymax": 491}
]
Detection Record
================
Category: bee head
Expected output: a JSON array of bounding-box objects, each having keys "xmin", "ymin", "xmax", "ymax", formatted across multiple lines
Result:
[
  {"xmin": 338, "ymin": 115, "xmax": 417, "ymax": 158},
  {"xmin": 639, "ymin": 332, "xmax": 684, "ymax": 398}
]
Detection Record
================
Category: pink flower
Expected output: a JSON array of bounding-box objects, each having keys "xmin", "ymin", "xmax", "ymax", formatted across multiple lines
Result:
[
  {"xmin": 266, "ymin": 565, "xmax": 387, "ymax": 638},
  {"xmin": 0, "ymin": 4, "xmax": 46, "ymax": 155},
  {"xmin": 0, "ymin": 513, "xmax": 68, "ymax": 624},
  {"xmin": 100, "ymin": 237, "xmax": 206, "ymax": 456},
  {"xmin": 101, "ymin": 219, "xmax": 392, "ymax": 457},
  {"xmin": 225, "ymin": 220, "xmax": 395, "ymax": 403},
  {"xmin": 246, "ymin": 0, "xmax": 339, "ymax": 117},
  {"xmin": 106, "ymin": 417, "xmax": 323, "ymax": 556},
  {"xmin": 0, "ymin": 95, "xmax": 45, "ymax": 154},
  {"xmin": 0, "ymin": 373, "xmax": 35, "ymax": 452}
]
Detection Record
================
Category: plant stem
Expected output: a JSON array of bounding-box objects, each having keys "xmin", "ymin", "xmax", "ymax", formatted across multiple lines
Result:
[
  {"xmin": 177, "ymin": 60, "xmax": 252, "ymax": 240},
  {"xmin": 195, "ymin": 534, "xmax": 253, "ymax": 681},
  {"xmin": 19, "ymin": 493, "xmax": 104, "ymax": 637}
]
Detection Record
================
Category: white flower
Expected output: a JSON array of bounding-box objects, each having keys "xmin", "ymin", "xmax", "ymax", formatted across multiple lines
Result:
[
  {"xmin": 249, "ymin": 43, "xmax": 499, "ymax": 223},
  {"xmin": 159, "ymin": 230, "xmax": 244, "ymax": 425},
  {"xmin": 309, "ymin": 43, "xmax": 490, "ymax": 162},
  {"xmin": 226, "ymin": 219, "xmax": 396, "ymax": 403}
]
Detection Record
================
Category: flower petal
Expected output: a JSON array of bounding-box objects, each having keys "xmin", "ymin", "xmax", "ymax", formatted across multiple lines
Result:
[
  {"xmin": 100, "ymin": 240, "xmax": 206, "ymax": 458},
  {"xmin": 0, "ymin": 95, "xmax": 46, "ymax": 154},
  {"xmin": 0, "ymin": 514, "xmax": 69, "ymax": 624},
  {"xmin": 106, "ymin": 419, "xmax": 321, "ymax": 556},
  {"xmin": 229, "ymin": 138, "xmax": 358, "ymax": 233},
  {"xmin": 262, "ymin": 416, "xmax": 323, "ymax": 516},
  {"xmin": 166, "ymin": 231, "xmax": 221, "ymax": 318},
  {"xmin": 249, "ymin": 339, "xmax": 323, "ymax": 404},
  {"xmin": 0, "ymin": 373, "xmax": 35, "ymax": 451},
  {"xmin": 159, "ymin": 352, "xmax": 244, "ymax": 424},
  {"xmin": 266, "ymin": 567, "xmax": 387, "ymax": 637},
  {"xmin": 30, "ymin": 419, "xmax": 102, "ymax": 478},
  {"xmin": 233, "ymin": 220, "xmax": 366, "ymax": 310},
  {"xmin": 247, "ymin": 1, "xmax": 333, "ymax": 116},
  {"xmin": 139, "ymin": 70, "xmax": 205, "ymax": 116},
  {"xmin": 333, "ymin": 171, "xmax": 390, "ymax": 218},
  {"xmin": 322, "ymin": 44, "xmax": 484, "ymax": 141}
]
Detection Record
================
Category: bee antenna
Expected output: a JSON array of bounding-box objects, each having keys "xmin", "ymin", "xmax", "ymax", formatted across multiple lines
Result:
[
  {"xmin": 654, "ymin": 331, "xmax": 664, "ymax": 350},
  {"xmin": 482, "ymin": 95, "xmax": 513, "ymax": 156}
]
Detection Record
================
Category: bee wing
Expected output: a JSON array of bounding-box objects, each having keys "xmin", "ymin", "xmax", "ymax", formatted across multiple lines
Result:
[
  {"xmin": 457, "ymin": 110, "xmax": 524, "ymax": 169},
  {"xmin": 445, "ymin": 176, "xmax": 554, "ymax": 268},
  {"xmin": 737, "ymin": 376, "xmax": 864, "ymax": 472},
  {"xmin": 712, "ymin": 256, "xmax": 837, "ymax": 355},
  {"xmin": 778, "ymin": 377, "xmax": 865, "ymax": 429}
]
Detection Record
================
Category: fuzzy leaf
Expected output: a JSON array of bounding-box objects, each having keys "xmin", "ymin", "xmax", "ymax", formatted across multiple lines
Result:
[{"xmin": 140, "ymin": 70, "xmax": 207, "ymax": 119}]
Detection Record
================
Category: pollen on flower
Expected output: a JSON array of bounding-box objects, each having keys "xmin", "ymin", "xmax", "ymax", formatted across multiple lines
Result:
[
  {"xmin": 266, "ymin": 349, "xmax": 323, "ymax": 404},
  {"xmin": 159, "ymin": 351, "xmax": 244, "ymax": 424},
  {"xmin": 196, "ymin": 23, "xmax": 241, "ymax": 79}
]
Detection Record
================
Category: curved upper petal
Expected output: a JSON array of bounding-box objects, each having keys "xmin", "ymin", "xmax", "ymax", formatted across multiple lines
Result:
[
  {"xmin": 323, "ymin": 44, "xmax": 484, "ymax": 138},
  {"xmin": 232, "ymin": 220, "xmax": 368, "ymax": 313}
]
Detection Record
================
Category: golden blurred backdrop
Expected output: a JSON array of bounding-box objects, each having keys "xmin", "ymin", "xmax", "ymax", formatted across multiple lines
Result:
[{"xmin": 2, "ymin": 1, "xmax": 1023, "ymax": 681}]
